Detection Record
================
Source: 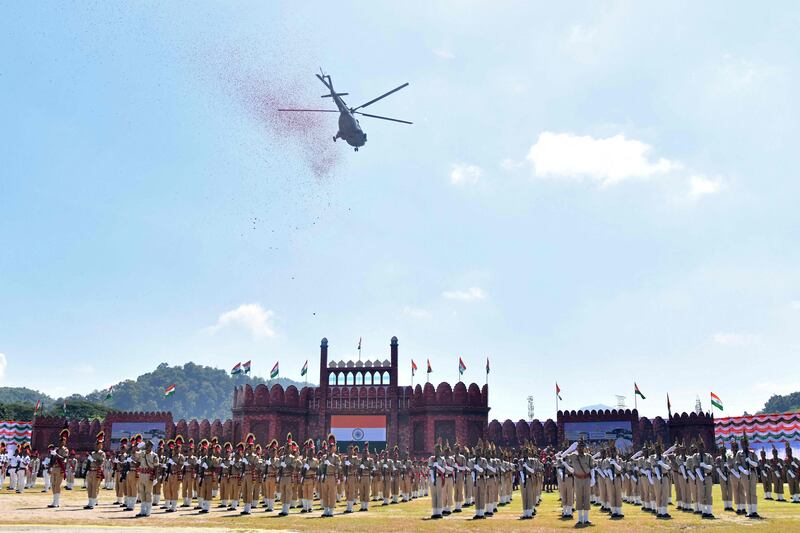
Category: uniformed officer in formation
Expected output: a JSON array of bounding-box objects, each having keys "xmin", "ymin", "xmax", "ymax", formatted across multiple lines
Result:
[
  {"xmin": 83, "ymin": 431, "xmax": 106, "ymax": 509},
  {"xmin": 48, "ymin": 429, "xmax": 70, "ymax": 508},
  {"xmin": 33, "ymin": 427, "xmax": 796, "ymax": 524},
  {"xmin": 135, "ymin": 438, "xmax": 160, "ymax": 517}
]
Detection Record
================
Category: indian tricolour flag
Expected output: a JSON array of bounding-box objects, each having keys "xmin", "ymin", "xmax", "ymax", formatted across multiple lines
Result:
[
  {"xmin": 711, "ymin": 392, "xmax": 723, "ymax": 411},
  {"xmin": 458, "ymin": 357, "xmax": 467, "ymax": 375},
  {"xmin": 243, "ymin": 360, "xmax": 251, "ymax": 374},
  {"xmin": 300, "ymin": 360, "xmax": 308, "ymax": 376},
  {"xmin": 270, "ymin": 361, "xmax": 279, "ymax": 379},
  {"xmin": 331, "ymin": 415, "xmax": 386, "ymax": 448},
  {"xmin": 164, "ymin": 384, "xmax": 176, "ymax": 397},
  {"xmin": 231, "ymin": 362, "xmax": 242, "ymax": 375}
]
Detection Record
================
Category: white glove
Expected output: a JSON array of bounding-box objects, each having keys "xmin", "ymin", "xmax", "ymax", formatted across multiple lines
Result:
[
  {"xmin": 202, "ymin": 462, "xmax": 208, "ymax": 469},
  {"xmin": 280, "ymin": 462, "xmax": 286, "ymax": 467},
  {"xmin": 168, "ymin": 459, "xmax": 175, "ymax": 466},
  {"xmin": 87, "ymin": 456, "xmax": 94, "ymax": 463},
  {"xmin": 304, "ymin": 463, "xmax": 310, "ymax": 470},
  {"xmin": 324, "ymin": 460, "xmax": 331, "ymax": 466},
  {"xmin": 51, "ymin": 450, "xmax": 57, "ymax": 456},
  {"xmin": 359, "ymin": 464, "xmax": 365, "ymax": 469},
  {"xmin": 345, "ymin": 460, "xmax": 351, "ymax": 466}
]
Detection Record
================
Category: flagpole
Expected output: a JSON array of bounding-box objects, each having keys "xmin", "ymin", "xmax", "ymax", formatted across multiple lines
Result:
[
  {"xmin": 556, "ymin": 383, "xmax": 559, "ymax": 414},
  {"xmin": 635, "ymin": 385, "xmax": 638, "ymax": 411}
]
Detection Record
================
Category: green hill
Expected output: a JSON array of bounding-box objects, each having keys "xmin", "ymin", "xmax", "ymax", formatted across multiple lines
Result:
[
  {"xmin": 0, "ymin": 387, "xmax": 54, "ymax": 405},
  {"xmin": 0, "ymin": 363, "xmax": 310, "ymax": 421},
  {"xmin": 760, "ymin": 392, "xmax": 800, "ymax": 414}
]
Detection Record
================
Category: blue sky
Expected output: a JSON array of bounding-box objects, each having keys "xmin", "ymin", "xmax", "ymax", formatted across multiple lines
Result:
[{"xmin": 2, "ymin": 1, "xmax": 799, "ymax": 422}]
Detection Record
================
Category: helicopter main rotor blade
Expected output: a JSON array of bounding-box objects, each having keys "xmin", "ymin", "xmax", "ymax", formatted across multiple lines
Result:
[
  {"xmin": 354, "ymin": 111, "xmax": 413, "ymax": 125},
  {"xmin": 351, "ymin": 82, "xmax": 409, "ymax": 112},
  {"xmin": 277, "ymin": 109, "xmax": 339, "ymax": 112}
]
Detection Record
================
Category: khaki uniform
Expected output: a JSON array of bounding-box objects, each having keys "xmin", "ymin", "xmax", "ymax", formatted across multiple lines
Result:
[
  {"xmin": 263, "ymin": 455, "xmax": 279, "ymax": 511},
  {"xmin": 357, "ymin": 455, "xmax": 373, "ymax": 509},
  {"xmin": 300, "ymin": 456, "xmax": 319, "ymax": 511},
  {"xmin": 558, "ymin": 458, "xmax": 574, "ymax": 516},
  {"xmin": 473, "ymin": 456, "xmax": 488, "ymax": 518},
  {"xmin": 49, "ymin": 445, "xmax": 69, "ymax": 507},
  {"xmin": 277, "ymin": 453, "xmax": 297, "ymax": 515},
  {"xmin": 519, "ymin": 457, "xmax": 537, "ymax": 518},
  {"xmin": 136, "ymin": 449, "xmax": 159, "ymax": 516},
  {"xmin": 124, "ymin": 449, "xmax": 140, "ymax": 509},
  {"xmin": 770, "ymin": 456, "xmax": 785, "ymax": 500},
  {"xmin": 198, "ymin": 454, "xmax": 219, "ymax": 512},
  {"xmin": 786, "ymin": 455, "xmax": 800, "ymax": 502},
  {"xmin": 693, "ymin": 451, "xmax": 714, "ymax": 516},
  {"xmin": 429, "ymin": 455, "xmax": 445, "ymax": 518},
  {"xmin": 85, "ymin": 449, "xmax": 105, "ymax": 508},
  {"xmin": 342, "ymin": 453, "xmax": 357, "ymax": 512},
  {"xmin": 567, "ymin": 452, "xmax": 593, "ymax": 524},
  {"xmin": 181, "ymin": 452, "xmax": 197, "ymax": 505},
  {"xmin": 320, "ymin": 451, "xmax": 339, "ymax": 516},
  {"xmin": 240, "ymin": 451, "xmax": 261, "ymax": 512},
  {"xmin": 736, "ymin": 448, "xmax": 760, "ymax": 515},
  {"xmin": 163, "ymin": 453, "xmax": 181, "ymax": 511}
]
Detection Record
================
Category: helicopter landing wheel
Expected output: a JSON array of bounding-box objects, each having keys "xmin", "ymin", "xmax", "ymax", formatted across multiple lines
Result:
[
  {"xmin": 332, "ymin": 136, "xmax": 337, "ymax": 142},
  {"xmin": 354, "ymin": 147, "xmax": 358, "ymax": 152}
]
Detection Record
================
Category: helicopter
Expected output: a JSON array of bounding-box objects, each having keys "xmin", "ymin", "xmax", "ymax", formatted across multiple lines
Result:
[{"xmin": 278, "ymin": 70, "xmax": 411, "ymax": 151}]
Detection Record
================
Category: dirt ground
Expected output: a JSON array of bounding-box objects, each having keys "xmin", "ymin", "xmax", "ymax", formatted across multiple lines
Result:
[{"xmin": 1, "ymin": 478, "xmax": 799, "ymax": 532}]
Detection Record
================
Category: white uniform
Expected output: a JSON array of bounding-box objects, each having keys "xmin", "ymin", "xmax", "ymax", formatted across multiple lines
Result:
[
  {"xmin": 16, "ymin": 455, "xmax": 31, "ymax": 492},
  {"xmin": 7, "ymin": 455, "xmax": 18, "ymax": 490}
]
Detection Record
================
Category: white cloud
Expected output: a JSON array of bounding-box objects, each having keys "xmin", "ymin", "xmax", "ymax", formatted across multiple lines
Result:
[
  {"xmin": 433, "ymin": 48, "xmax": 454, "ymax": 60},
  {"xmin": 527, "ymin": 132, "xmax": 679, "ymax": 186},
  {"xmin": 402, "ymin": 306, "xmax": 432, "ymax": 319},
  {"xmin": 208, "ymin": 303, "xmax": 276, "ymax": 338},
  {"xmin": 0, "ymin": 353, "xmax": 6, "ymax": 380},
  {"xmin": 712, "ymin": 332, "xmax": 759, "ymax": 346},
  {"xmin": 450, "ymin": 163, "xmax": 483, "ymax": 185},
  {"xmin": 500, "ymin": 158, "xmax": 524, "ymax": 171},
  {"xmin": 442, "ymin": 287, "xmax": 487, "ymax": 301},
  {"xmin": 689, "ymin": 174, "xmax": 724, "ymax": 197}
]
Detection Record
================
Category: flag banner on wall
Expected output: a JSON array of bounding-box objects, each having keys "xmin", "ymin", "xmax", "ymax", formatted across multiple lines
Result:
[
  {"xmin": 331, "ymin": 415, "xmax": 387, "ymax": 450},
  {"xmin": 0, "ymin": 421, "xmax": 33, "ymax": 445},
  {"xmin": 715, "ymin": 412, "xmax": 800, "ymax": 457}
]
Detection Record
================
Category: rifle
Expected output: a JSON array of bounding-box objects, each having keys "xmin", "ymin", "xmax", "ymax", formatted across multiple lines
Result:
[
  {"xmin": 120, "ymin": 456, "xmax": 130, "ymax": 482},
  {"xmin": 198, "ymin": 458, "xmax": 208, "ymax": 487},
  {"xmin": 163, "ymin": 455, "xmax": 172, "ymax": 483}
]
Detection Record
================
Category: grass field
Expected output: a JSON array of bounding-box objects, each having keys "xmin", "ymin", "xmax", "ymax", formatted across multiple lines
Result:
[{"xmin": 1, "ymin": 480, "xmax": 799, "ymax": 532}]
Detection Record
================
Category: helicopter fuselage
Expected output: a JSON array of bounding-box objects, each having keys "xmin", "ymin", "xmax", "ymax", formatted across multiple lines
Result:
[
  {"xmin": 329, "ymin": 88, "xmax": 367, "ymax": 148},
  {"xmin": 278, "ymin": 72, "xmax": 409, "ymax": 152}
]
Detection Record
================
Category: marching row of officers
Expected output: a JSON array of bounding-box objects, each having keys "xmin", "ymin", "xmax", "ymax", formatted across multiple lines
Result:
[
  {"xmin": 46, "ymin": 429, "xmax": 430, "ymax": 517},
  {"xmin": 29, "ymin": 429, "xmax": 800, "ymax": 524}
]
